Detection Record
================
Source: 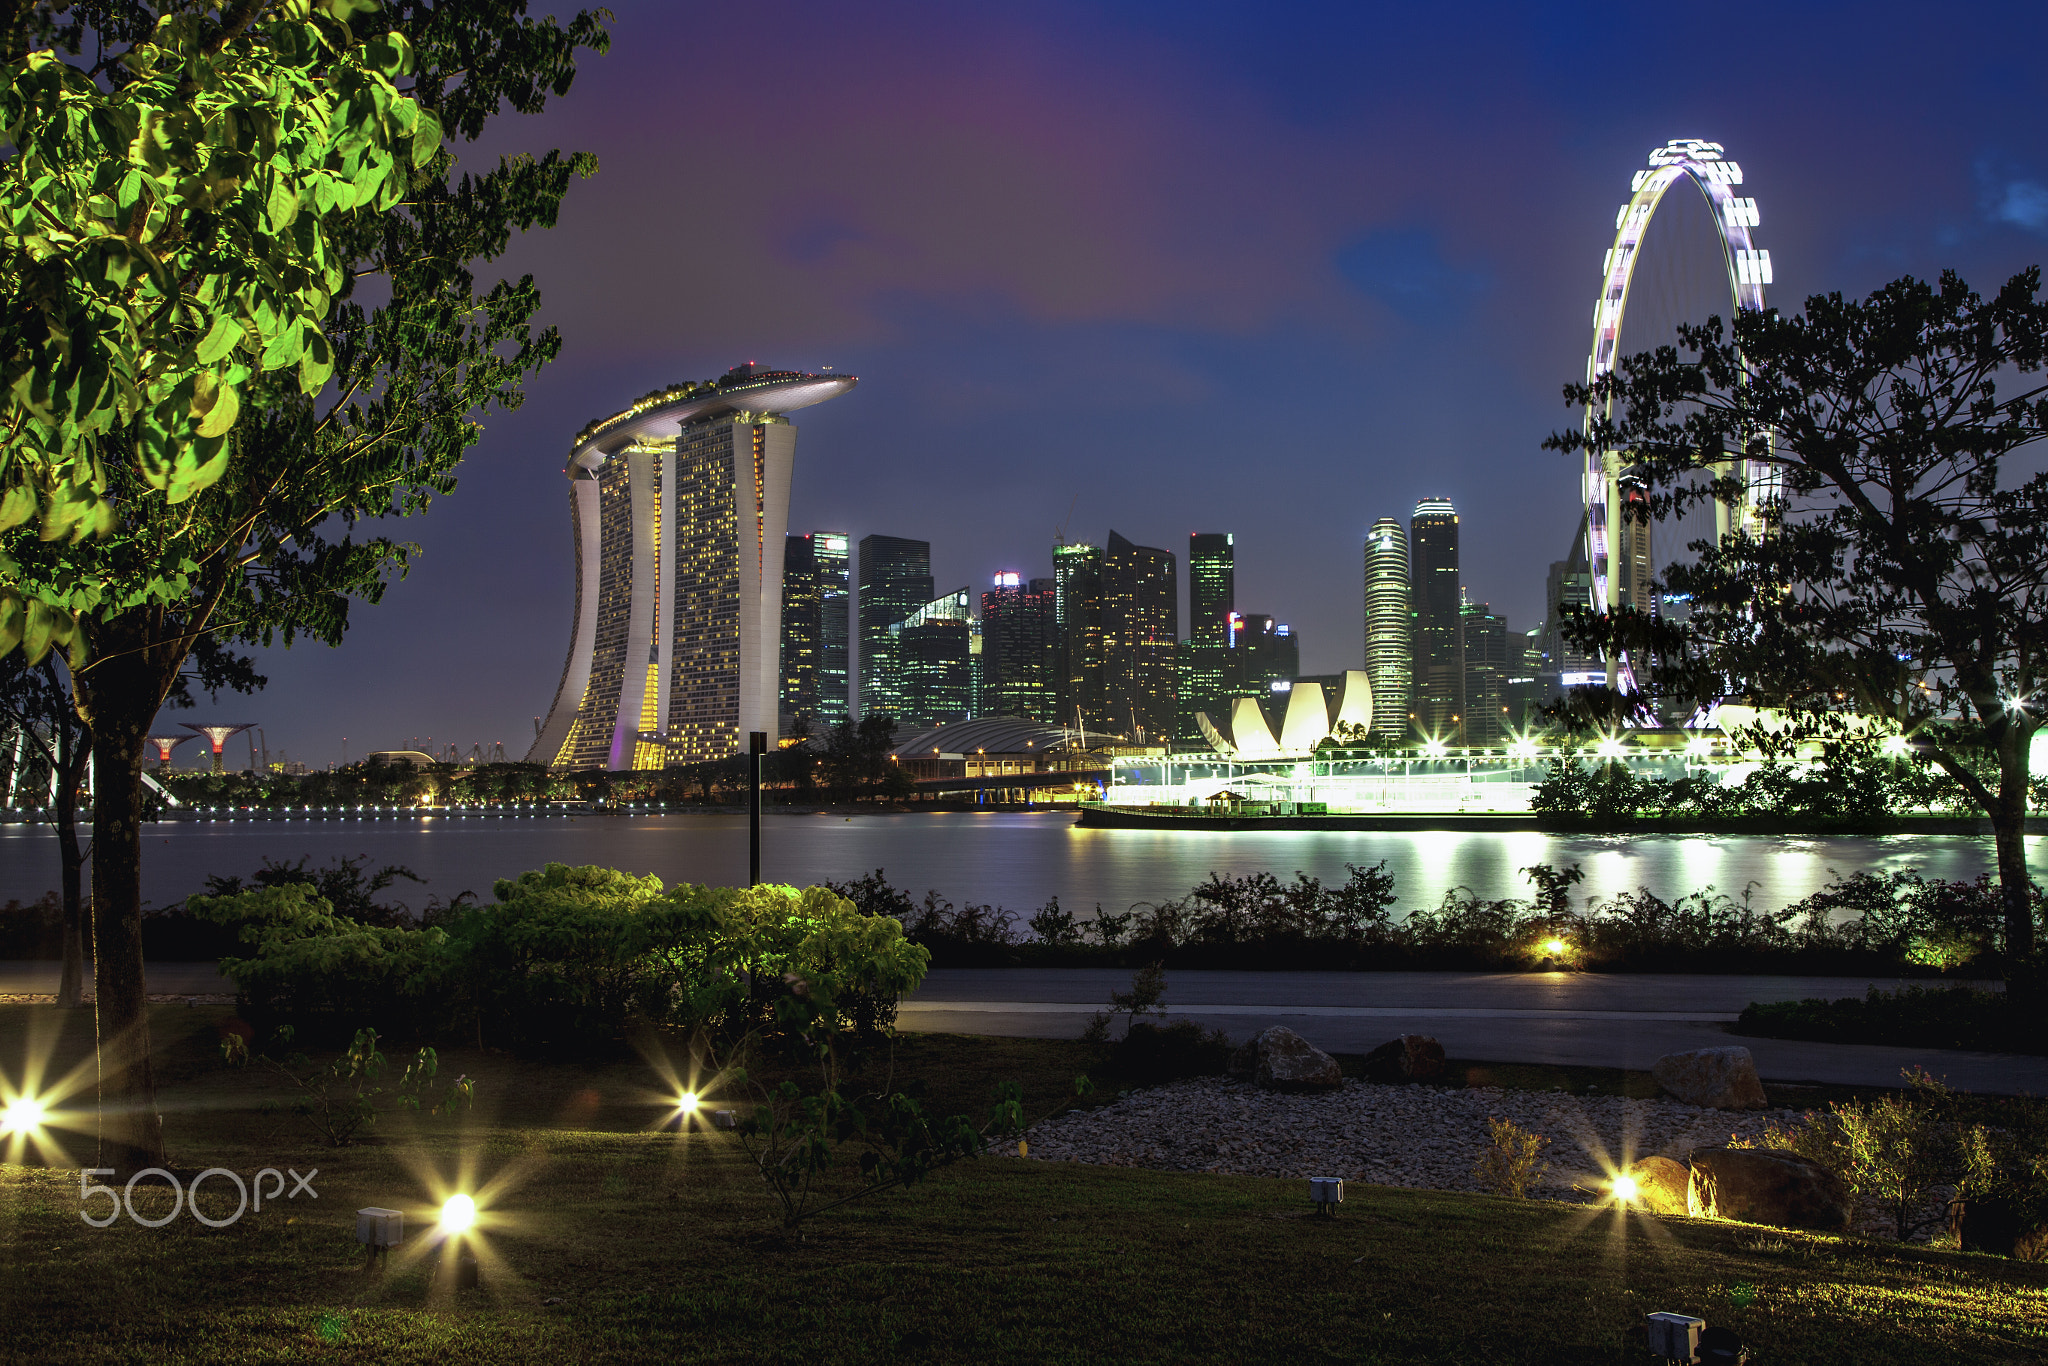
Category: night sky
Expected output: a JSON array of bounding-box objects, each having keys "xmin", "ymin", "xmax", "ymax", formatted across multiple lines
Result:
[{"xmin": 174, "ymin": 0, "xmax": 2048, "ymax": 769}]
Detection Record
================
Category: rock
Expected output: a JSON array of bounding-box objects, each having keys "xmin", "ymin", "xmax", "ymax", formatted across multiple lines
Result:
[
  {"xmin": 1687, "ymin": 1148, "xmax": 1850, "ymax": 1231},
  {"xmin": 1652, "ymin": 1047, "xmax": 1767, "ymax": 1110},
  {"xmin": 1231, "ymin": 1026, "xmax": 1342, "ymax": 1091},
  {"xmin": 1625, "ymin": 1155, "xmax": 1691, "ymax": 1216},
  {"xmin": 1362, "ymin": 1034, "xmax": 1446, "ymax": 1084},
  {"xmin": 1953, "ymin": 1194, "xmax": 2048, "ymax": 1259}
]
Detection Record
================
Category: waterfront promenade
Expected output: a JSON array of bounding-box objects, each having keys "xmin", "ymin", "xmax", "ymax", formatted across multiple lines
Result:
[{"xmin": 4, "ymin": 961, "xmax": 2039, "ymax": 1094}]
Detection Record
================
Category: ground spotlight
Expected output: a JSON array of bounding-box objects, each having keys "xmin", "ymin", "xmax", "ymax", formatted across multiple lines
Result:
[
  {"xmin": 678, "ymin": 1091, "xmax": 700, "ymax": 1116},
  {"xmin": 1, "ymin": 1095, "xmax": 46, "ymax": 1136},
  {"xmin": 439, "ymin": 1193, "xmax": 476, "ymax": 1235},
  {"xmin": 1611, "ymin": 1174, "xmax": 1639, "ymax": 1205}
]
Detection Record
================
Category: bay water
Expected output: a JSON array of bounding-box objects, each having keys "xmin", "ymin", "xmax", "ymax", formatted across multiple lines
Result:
[{"xmin": 0, "ymin": 811, "xmax": 2034, "ymax": 921}]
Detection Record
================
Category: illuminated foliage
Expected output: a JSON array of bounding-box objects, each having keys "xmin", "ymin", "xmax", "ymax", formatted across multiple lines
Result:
[{"xmin": 0, "ymin": 1, "xmax": 442, "ymax": 658}]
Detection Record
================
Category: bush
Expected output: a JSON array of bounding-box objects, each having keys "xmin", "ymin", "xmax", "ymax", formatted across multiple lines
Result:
[
  {"xmin": 193, "ymin": 864, "xmax": 931, "ymax": 1053},
  {"xmin": 1735, "ymin": 986, "xmax": 2030, "ymax": 1053},
  {"xmin": 1735, "ymin": 1070, "xmax": 2005, "ymax": 1242},
  {"xmin": 189, "ymin": 883, "xmax": 444, "ymax": 1041},
  {"xmin": 0, "ymin": 893, "xmax": 59, "ymax": 959},
  {"xmin": 1108, "ymin": 1020, "xmax": 1233, "ymax": 1083},
  {"xmin": 1473, "ymin": 1116, "xmax": 1549, "ymax": 1198}
]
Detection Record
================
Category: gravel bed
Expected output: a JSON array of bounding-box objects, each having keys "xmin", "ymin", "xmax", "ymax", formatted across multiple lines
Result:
[{"xmin": 1027, "ymin": 1077, "xmax": 1809, "ymax": 1201}]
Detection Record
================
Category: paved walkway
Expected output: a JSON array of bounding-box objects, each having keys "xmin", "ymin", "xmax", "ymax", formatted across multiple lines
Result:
[
  {"xmin": 6, "ymin": 962, "xmax": 2038, "ymax": 1094},
  {"xmin": 901, "ymin": 968, "xmax": 2047, "ymax": 1094}
]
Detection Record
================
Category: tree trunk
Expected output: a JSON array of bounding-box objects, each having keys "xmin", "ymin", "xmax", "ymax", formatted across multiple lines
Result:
[
  {"xmin": 53, "ymin": 697, "xmax": 90, "ymax": 1009},
  {"xmin": 1993, "ymin": 718, "xmax": 2041, "ymax": 1029},
  {"xmin": 74, "ymin": 622, "xmax": 172, "ymax": 1174}
]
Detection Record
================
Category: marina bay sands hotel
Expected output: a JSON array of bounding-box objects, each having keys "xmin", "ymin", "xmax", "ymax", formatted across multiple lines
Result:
[{"xmin": 527, "ymin": 364, "xmax": 856, "ymax": 770}]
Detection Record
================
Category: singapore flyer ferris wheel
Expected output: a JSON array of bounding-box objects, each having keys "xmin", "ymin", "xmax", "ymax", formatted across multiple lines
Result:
[{"xmin": 1582, "ymin": 137, "xmax": 1778, "ymax": 691}]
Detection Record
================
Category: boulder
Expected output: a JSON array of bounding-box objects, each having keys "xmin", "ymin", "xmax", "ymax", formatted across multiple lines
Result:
[
  {"xmin": 1652, "ymin": 1046, "xmax": 1768, "ymax": 1110},
  {"xmin": 1228, "ymin": 1026, "xmax": 1342, "ymax": 1091},
  {"xmin": 1952, "ymin": 1194, "xmax": 2048, "ymax": 1259},
  {"xmin": 1687, "ymin": 1147, "xmax": 1850, "ymax": 1231},
  {"xmin": 1361, "ymin": 1034, "xmax": 1446, "ymax": 1084},
  {"xmin": 1624, "ymin": 1155, "xmax": 1691, "ymax": 1216}
]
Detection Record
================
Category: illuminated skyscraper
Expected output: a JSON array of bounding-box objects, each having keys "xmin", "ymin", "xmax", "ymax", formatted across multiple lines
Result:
[
  {"xmin": 1053, "ymin": 541, "xmax": 1105, "ymax": 731},
  {"xmin": 891, "ymin": 588, "xmax": 974, "ymax": 726},
  {"xmin": 814, "ymin": 532, "xmax": 851, "ymax": 723},
  {"xmin": 1363, "ymin": 518, "xmax": 1411, "ymax": 741},
  {"xmin": 528, "ymin": 365, "xmax": 856, "ymax": 770},
  {"xmin": 1103, "ymin": 531, "xmax": 1178, "ymax": 743},
  {"xmin": 1188, "ymin": 532, "xmax": 1233, "ymax": 646},
  {"xmin": 1410, "ymin": 497, "xmax": 1464, "ymax": 742},
  {"xmin": 858, "ymin": 534, "xmax": 934, "ymax": 720},
  {"xmin": 780, "ymin": 533, "xmax": 820, "ymax": 727},
  {"xmin": 1461, "ymin": 599, "xmax": 1508, "ymax": 747},
  {"xmin": 982, "ymin": 572, "xmax": 1056, "ymax": 720}
]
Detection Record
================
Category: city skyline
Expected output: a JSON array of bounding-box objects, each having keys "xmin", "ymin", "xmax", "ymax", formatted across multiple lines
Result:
[{"xmin": 156, "ymin": 0, "xmax": 2048, "ymax": 763}]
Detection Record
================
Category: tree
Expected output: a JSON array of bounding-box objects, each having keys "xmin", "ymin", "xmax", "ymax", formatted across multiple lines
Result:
[
  {"xmin": 0, "ymin": 651, "xmax": 89, "ymax": 1004},
  {"xmin": 1547, "ymin": 269, "xmax": 2048, "ymax": 979},
  {"xmin": 0, "ymin": 1, "xmax": 606, "ymax": 1171}
]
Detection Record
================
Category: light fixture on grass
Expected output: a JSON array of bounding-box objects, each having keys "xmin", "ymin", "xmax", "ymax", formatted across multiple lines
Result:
[
  {"xmin": 356, "ymin": 1207, "xmax": 402, "ymax": 1270},
  {"xmin": 678, "ymin": 1091, "xmax": 700, "ymax": 1116},
  {"xmin": 439, "ymin": 1193, "xmax": 477, "ymax": 1235},
  {"xmin": 713, "ymin": 1110, "xmax": 739, "ymax": 1131},
  {"xmin": 1, "ymin": 1094, "xmax": 46, "ymax": 1136},
  {"xmin": 1646, "ymin": 1312, "xmax": 1703, "ymax": 1361},
  {"xmin": 1308, "ymin": 1177, "xmax": 1343, "ymax": 1216},
  {"xmin": 1610, "ymin": 1175, "xmax": 1639, "ymax": 1205}
]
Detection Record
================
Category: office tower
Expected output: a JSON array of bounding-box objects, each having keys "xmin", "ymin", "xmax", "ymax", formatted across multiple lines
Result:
[
  {"xmin": 857, "ymin": 534, "xmax": 934, "ymax": 720},
  {"xmin": 530, "ymin": 365, "xmax": 856, "ymax": 770},
  {"xmin": 890, "ymin": 589, "xmax": 974, "ymax": 726},
  {"xmin": 1410, "ymin": 497, "xmax": 1464, "ymax": 742},
  {"xmin": 1234, "ymin": 613, "xmax": 1299, "ymax": 690},
  {"xmin": 814, "ymin": 531, "xmax": 851, "ymax": 723},
  {"xmin": 1461, "ymin": 599, "xmax": 1508, "ymax": 747},
  {"xmin": 1052, "ymin": 541, "xmax": 1105, "ymax": 732},
  {"xmin": 1102, "ymin": 531, "xmax": 1178, "ymax": 743},
  {"xmin": 1504, "ymin": 628, "xmax": 1545, "ymax": 734},
  {"xmin": 1617, "ymin": 480, "xmax": 1654, "ymax": 616},
  {"xmin": 1188, "ymin": 533, "xmax": 1234, "ymax": 646},
  {"xmin": 779, "ymin": 534, "xmax": 819, "ymax": 728},
  {"xmin": 982, "ymin": 572, "xmax": 1057, "ymax": 720},
  {"xmin": 1540, "ymin": 515, "xmax": 1601, "ymax": 700},
  {"xmin": 1176, "ymin": 635, "xmax": 1231, "ymax": 744},
  {"xmin": 1363, "ymin": 518, "xmax": 1412, "ymax": 741}
]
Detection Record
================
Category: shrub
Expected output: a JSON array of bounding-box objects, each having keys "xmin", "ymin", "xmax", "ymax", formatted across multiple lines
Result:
[
  {"xmin": 1735, "ymin": 986, "xmax": 2028, "ymax": 1054},
  {"xmin": 190, "ymin": 883, "xmax": 443, "ymax": 1040},
  {"xmin": 1109, "ymin": 1020, "xmax": 1233, "ymax": 1082},
  {"xmin": 1735, "ymin": 1070, "xmax": 1999, "ymax": 1242},
  {"xmin": 195, "ymin": 864, "xmax": 930, "ymax": 1053},
  {"xmin": 1473, "ymin": 1116, "xmax": 1549, "ymax": 1198},
  {"xmin": 0, "ymin": 893, "xmax": 59, "ymax": 959},
  {"xmin": 222, "ymin": 1025, "xmax": 474, "ymax": 1147}
]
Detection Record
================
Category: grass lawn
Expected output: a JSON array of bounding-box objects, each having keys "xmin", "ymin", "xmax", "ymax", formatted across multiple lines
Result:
[{"xmin": 1, "ymin": 1003, "xmax": 2044, "ymax": 1364}]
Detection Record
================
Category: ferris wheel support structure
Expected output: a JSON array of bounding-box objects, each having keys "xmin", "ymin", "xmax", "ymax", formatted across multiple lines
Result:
[{"xmin": 1583, "ymin": 137, "xmax": 1776, "ymax": 697}]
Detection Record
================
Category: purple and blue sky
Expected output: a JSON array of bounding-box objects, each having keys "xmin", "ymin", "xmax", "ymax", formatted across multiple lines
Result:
[{"xmin": 181, "ymin": 0, "xmax": 2048, "ymax": 767}]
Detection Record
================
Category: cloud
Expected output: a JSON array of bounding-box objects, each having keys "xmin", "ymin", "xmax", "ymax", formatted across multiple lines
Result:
[
  {"xmin": 1992, "ymin": 179, "xmax": 2048, "ymax": 233},
  {"xmin": 1336, "ymin": 227, "xmax": 1492, "ymax": 323}
]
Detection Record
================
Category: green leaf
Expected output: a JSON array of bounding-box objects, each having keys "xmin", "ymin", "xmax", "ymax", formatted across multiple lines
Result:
[
  {"xmin": 193, "ymin": 371, "xmax": 241, "ymax": 438},
  {"xmin": 265, "ymin": 176, "xmax": 299, "ymax": 232},
  {"xmin": 0, "ymin": 484, "xmax": 35, "ymax": 533},
  {"xmin": 195, "ymin": 312, "xmax": 241, "ymax": 365}
]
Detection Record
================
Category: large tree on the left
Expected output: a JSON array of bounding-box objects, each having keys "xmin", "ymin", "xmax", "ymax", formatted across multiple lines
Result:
[{"xmin": 0, "ymin": 0, "xmax": 606, "ymax": 1170}]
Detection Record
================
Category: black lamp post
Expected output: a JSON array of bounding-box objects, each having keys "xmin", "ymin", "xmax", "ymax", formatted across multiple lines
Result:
[{"xmin": 748, "ymin": 731, "xmax": 766, "ymax": 886}]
